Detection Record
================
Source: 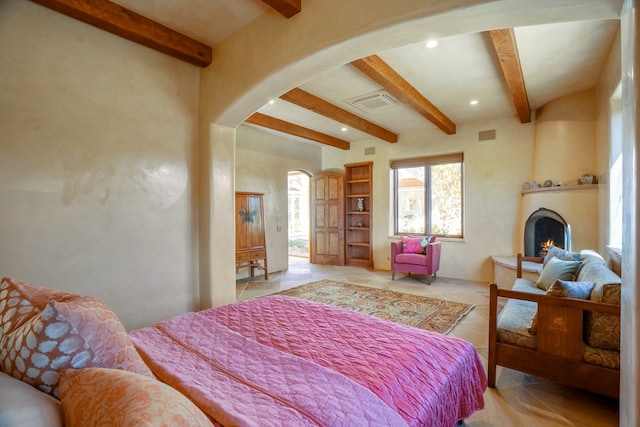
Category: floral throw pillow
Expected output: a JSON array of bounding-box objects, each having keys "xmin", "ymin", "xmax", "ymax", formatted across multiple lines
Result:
[{"xmin": 401, "ymin": 236, "xmax": 430, "ymax": 254}]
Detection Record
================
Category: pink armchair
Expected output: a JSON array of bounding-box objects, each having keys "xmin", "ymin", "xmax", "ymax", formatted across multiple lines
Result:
[{"xmin": 391, "ymin": 238, "xmax": 442, "ymax": 285}]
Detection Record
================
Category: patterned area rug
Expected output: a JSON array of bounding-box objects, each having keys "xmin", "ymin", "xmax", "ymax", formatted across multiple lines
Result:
[{"xmin": 272, "ymin": 279, "xmax": 474, "ymax": 334}]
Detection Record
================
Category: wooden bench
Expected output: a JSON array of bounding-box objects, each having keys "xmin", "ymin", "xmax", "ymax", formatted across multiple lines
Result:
[{"xmin": 488, "ymin": 254, "xmax": 620, "ymax": 398}]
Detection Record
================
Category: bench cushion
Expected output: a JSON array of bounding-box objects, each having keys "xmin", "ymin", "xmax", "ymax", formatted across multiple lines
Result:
[
  {"xmin": 583, "ymin": 344, "xmax": 620, "ymax": 370},
  {"xmin": 495, "ymin": 279, "xmax": 543, "ymax": 349}
]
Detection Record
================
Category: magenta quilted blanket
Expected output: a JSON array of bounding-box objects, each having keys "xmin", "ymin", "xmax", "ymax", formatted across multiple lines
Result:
[{"xmin": 131, "ymin": 295, "xmax": 486, "ymax": 426}]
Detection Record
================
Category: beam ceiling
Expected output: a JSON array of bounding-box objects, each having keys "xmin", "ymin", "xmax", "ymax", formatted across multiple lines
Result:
[
  {"xmin": 35, "ymin": 0, "xmax": 541, "ymax": 148},
  {"xmin": 488, "ymin": 29, "xmax": 532, "ymax": 123},
  {"xmin": 246, "ymin": 113, "xmax": 350, "ymax": 150},
  {"xmin": 261, "ymin": 0, "xmax": 301, "ymax": 18},
  {"xmin": 29, "ymin": 0, "xmax": 212, "ymax": 67},
  {"xmin": 280, "ymin": 88, "xmax": 398, "ymax": 143},
  {"xmin": 351, "ymin": 55, "xmax": 457, "ymax": 135}
]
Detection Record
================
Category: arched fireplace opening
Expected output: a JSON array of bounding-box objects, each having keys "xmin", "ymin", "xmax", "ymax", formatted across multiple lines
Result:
[{"xmin": 524, "ymin": 208, "xmax": 571, "ymax": 257}]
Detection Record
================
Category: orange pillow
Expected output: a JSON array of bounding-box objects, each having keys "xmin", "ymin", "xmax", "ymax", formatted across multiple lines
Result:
[
  {"xmin": 59, "ymin": 368, "xmax": 214, "ymax": 427},
  {"xmin": 0, "ymin": 278, "xmax": 154, "ymax": 398}
]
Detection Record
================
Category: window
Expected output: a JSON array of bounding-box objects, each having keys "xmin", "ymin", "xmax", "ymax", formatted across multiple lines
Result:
[
  {"xmin": 609, "ymin": 95, "xmax": 622, "ymax": 249},
  {"xmin": 391, "ymin": 153, "xmax": 463, "ymax": 238}
]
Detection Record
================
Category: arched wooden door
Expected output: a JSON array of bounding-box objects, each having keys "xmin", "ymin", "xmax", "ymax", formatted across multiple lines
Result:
[{"xmin": 311, "ymin": 170, "xmax": 344, "ymax": 265}]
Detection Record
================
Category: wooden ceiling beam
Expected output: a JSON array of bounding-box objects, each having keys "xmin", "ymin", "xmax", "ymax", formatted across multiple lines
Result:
[
  {"xmin": 261, "ymin": 0, "xmax": 301, "ymax": 18},
  {"xmin": 246, "ymin": 113, "xmax": 350, "ymax": 150},
  {"xmin": 488, "ymin": 28, "xmax": 531, "ymax": 123},
  {"xmin": 280, "ymin": 88, "xmax": 398, "ymax": 143},
  {"xmin": 351, "ymin": 55, "xmax": 456, "ymax": 135},
  {"xmin": 29, "ymin": 0, "xmax": 212, "ymax": 67}
]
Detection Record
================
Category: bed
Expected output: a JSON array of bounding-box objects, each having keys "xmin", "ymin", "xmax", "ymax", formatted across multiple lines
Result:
[
  {"xmin": 0, "ymin": 277, "xmax": 486, "ymax": 426},
  {"xmin": 129, "ymin": 295, "xmax": 487, "ymax": 426}
]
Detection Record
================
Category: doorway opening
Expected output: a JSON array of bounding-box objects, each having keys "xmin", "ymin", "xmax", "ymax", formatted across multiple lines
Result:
[{"xmin": 288, "ymin": 170, "xmax": 311, "ymax": 258}]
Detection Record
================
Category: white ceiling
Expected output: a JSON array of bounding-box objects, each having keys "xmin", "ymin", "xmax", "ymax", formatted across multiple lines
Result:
[{"xmin": 112, "ymin": 0, "xmax": 620, "ymax": 145}]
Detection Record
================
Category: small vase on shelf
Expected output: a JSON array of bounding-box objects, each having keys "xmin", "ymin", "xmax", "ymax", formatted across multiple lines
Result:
[{"xmin": 357, "ymin": 198, "xmax": 365, "ymax": 212}]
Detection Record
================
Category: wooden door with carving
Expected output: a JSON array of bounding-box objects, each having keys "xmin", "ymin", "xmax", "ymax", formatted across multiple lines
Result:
[{"xmin": 311, "ymin": 170, "xmax": 344, "ymax": 265}]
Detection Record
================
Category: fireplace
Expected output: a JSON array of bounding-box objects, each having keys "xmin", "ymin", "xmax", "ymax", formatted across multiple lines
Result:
[{"xmin": 524, "ymin": 208, "xmax": 571, "ymax": 257}]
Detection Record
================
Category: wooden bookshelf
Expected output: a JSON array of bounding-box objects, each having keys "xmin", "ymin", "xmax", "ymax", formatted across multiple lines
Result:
[{"xmin": 344, "ymin": 162, "xmax": 373, "ymax": 267}]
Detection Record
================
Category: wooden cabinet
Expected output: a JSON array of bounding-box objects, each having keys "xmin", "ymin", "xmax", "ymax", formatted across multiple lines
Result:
[
  {"xmin": 235, "ymin": 192, "xmax": 268, "ymax": 279},
  {"xmin": 344, "ymin": 162, "xmax": 373, "ymax": 267}
]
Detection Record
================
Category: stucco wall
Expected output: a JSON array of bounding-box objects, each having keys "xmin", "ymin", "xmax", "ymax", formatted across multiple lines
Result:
[{"xmin": 0, "ymin": 1, "xmax": 200, "ymax": 329}]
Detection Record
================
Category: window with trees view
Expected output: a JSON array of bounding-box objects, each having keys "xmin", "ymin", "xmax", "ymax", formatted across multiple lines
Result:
[{"xmin": 391, "ymin": 153, "xmax": 463, "ymax": 238}]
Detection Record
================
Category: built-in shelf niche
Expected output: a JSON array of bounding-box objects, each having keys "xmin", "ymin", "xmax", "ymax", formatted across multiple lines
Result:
[{"xmin": 521, "ymin": 183, "xmax": 601, "ymax": 195}]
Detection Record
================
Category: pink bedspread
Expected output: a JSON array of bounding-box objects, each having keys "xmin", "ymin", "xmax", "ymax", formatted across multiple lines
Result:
[{"xmin": 131, "ymin": 295, "xmax": 486, "ymax": 426}]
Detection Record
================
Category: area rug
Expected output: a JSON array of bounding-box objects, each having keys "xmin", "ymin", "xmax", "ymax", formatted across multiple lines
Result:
[{"xmin": 272, "ymin": 279, "xmax": 474, "ymax": 334}]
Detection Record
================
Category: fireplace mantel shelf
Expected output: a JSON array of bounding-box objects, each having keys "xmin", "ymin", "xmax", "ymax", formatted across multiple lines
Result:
[{"xmin": 521, "ymin": 183, "xmax": 601, "ymax": 195}]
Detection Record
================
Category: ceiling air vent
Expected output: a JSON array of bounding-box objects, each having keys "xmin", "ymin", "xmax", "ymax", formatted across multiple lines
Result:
[
  {"xmin": 478, "ymin": 129, "xmax": 496, "ymax": 141},
  {"xmin": 344, "ymin": 90, "xmax": 398, "ymax": 113}
]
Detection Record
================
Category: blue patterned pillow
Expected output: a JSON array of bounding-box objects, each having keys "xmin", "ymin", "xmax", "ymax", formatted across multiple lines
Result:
[{"xmin": 546, "ymin": 280, "xmax": 594, "ymax": 299}]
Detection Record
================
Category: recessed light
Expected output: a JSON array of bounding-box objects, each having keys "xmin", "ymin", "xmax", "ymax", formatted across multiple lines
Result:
[
  {"xmin": 341, "ymin": 126, "xmax": 348, "ymax": 132},
  {"xmin": 425, "ymin": 40, "xmax": 439, "ymax": 48},
  {"xmin": 470, "ymin": 99, "xmax": 479, "ymax": 105},
  {"xmin": 268, "ymin": 99, "xmax": 275, "ymax": 104}
]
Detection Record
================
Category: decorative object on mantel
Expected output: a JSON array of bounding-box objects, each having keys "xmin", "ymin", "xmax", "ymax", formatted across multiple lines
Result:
[
  {"xmin": 522, "ymin": 181, "xmax": 541, "ymax": 190},
  {"xmin": 580, "ymin": 173, "xmax": 596, "ymax": 185},
  {"xmin": 543, "ymin": 180, "xmax": 553, "ymax": 187}
]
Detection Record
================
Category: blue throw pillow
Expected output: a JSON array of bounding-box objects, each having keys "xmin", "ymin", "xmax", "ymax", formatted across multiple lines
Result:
[
  {"xmin": 536, "ymin": 257, "xmax": 582, "ymax": 290},
  {"xmin": 420, "ymin": 236, "xmax": 432, "ymax": 247}
]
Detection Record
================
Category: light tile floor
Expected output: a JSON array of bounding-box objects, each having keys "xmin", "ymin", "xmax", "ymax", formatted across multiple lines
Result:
[{"xmin": 236, "ymin": 257, "xmax": 619, "ymax": 427}]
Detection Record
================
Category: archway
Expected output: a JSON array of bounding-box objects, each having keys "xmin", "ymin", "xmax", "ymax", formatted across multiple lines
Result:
[{"xmin": 199, "ymin": 3, "xmax": 636, "ymax": 421}]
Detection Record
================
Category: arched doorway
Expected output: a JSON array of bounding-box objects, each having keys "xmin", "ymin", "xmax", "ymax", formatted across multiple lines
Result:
[{"xmin": 287, "ymin": 171, "xmax": 310, "ymax": 258}]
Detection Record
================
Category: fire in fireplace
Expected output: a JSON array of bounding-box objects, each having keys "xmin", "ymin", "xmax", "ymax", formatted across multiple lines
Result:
[
  {"xmin": 540, "ymin": 239, "xmax": 556, "ymax": 257},
  {"xmin": 524, "ymin": 208, "xmax": 571, "ymax": 257}
]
